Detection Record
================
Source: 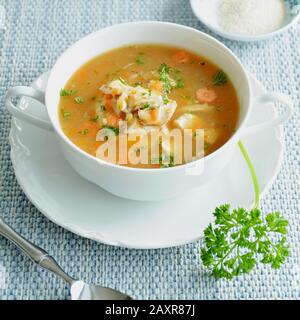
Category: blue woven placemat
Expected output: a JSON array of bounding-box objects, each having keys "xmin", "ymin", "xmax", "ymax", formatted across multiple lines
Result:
[{"xmin": 0, "ymin": 0, "xmax": 299, "ymax": 300}]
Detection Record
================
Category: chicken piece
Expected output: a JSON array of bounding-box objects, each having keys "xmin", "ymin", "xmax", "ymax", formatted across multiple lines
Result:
[
  {"xmin": 177, "ymin": 103, "xmax": 216, "ymax": 114},
  {"xmin": 173, "ymin": 113, "xmax": 194, "ymax": 129},
  {"xmin": 138, "ymin": 101, "xmax": 177, "ymax": 126},
  {"xmin": 173, "ymin": 113, "xmax": 207, "ymax": 130},
  {"xmin": 100, "ymin": 79, "xmax": 177, "ymax": 127},
  {"xmin": 204, "ymin": 128, "xmax": 220, "ymax": 145},
  {"xmin": 148, "ymin": 80, "xmax": 164, "ymax": 94}
]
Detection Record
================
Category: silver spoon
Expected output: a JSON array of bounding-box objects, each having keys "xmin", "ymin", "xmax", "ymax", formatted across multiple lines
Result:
[{"xmin": 0, "ymin": 216, "xmax": 133, "ymax": 300}]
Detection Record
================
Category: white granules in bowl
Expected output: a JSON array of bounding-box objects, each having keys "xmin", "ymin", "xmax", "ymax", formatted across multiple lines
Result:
[{"xmin": 218, "ymin": 0, "xmax": 287, "ymax": 35}]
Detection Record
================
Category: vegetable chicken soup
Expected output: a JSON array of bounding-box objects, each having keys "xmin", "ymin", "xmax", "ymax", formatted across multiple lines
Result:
[{"xmin": 59, "ymin": 45, "xmax": 239, "ymax": 168}]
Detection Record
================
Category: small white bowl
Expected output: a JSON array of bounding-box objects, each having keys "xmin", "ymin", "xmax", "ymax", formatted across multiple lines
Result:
[{"xmin": 190, "ymin": 0, "xmax": 300, "ymax": 41}]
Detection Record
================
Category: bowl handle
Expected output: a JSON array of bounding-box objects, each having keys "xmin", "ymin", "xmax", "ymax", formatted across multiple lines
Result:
[
  {"xmin": 5, "ymin": 85, "xmax": 53, "ymax": 131},
  {"xmin": 240, "ymin": 92, "xmax": 293, "ymax": 137}
]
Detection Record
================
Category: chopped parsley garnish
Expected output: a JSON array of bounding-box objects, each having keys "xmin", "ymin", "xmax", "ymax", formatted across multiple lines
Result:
[
  {"xmin": 152, "ymin": 153, "xmax": 174, "ymax": 168},
  {"xmin": 136, "ymin": 52, "xmax": 145, "ymax": 65},
  {"xmin": 61, "ymin": 109, "xmax": 71, "ymax": 118},
  {"xmin": 158, "ymin": 63, "xmax": 171, "ymax": 74},
  {"xmin": 180, "ymin": 94, "xmax": 191, "ymax": 100},
  {"xmin": 163, "ymin": 95, "xmax": 169, "ymax": 104},
  {"xmin": 78, "ymin": 129, "xmax": 89, "ymax": 135},
  {"xmin": 60, "ymin": 89, "xmax": 78, "ymax": 97},
  {"xmin": 118, "ymin": 77, "xmax": 126, "ymax": 84},
  {"xmin": 142, "ymin": 103, "xmax": 150, "ymax": 109},
  {"xmin": 158, "ymin": 63, "xmax": 184, "ymax": 93},
  {"xmin": 173, "ymin": 69, "xmax": 185, "ymax": 89},
  {"xmin": 75, "ymin": 96, "xmax": 84, "ymax": 104},
  {"xmin": 91, "ymin": 96, "xmax": 96, "ymax": 101},
  {"xmin": 102, "ymin": 125, "xmax": 119, "ymax": 136},
  {"xmin": 175, "ymin": 78, "xmax": 184, "ymax": 89},
  {"xmin": 90, "ymin": 115, "xmax": 99, "ymax": 122},
  {"xmin": 159, "ymin": 155, "xmax": 174, "ymax": 168},
  {"xmin": 212, "ymin": 70, "xmax": 227, "ymax": 86},
  {"xmin": 99, "ymin": 104, "xmax": 106, "ymax": 112},
  {"xmin": 158, "ymin": 63, "xmax": 173, "ymax": 94},
  {"xmin": 193, "ymin": 131, "xmax": 200, "ymax": 138}
]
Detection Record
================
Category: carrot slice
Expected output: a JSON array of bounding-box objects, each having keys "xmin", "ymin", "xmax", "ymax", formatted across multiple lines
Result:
[
  {"xmin": 105, "ymin": 111, "xmax": 120, "ymax": 127},
  {"xmin": 104, "ymin": 94, "xmax": 114, "ymax": 110},
  {"xmin": 149, "ymin": 109, "xmax": 159, "ymax": 121},
  {"xmin": 172, "ymin": 51, "xmax": 190, "ymax": 64},
  {"xmin": 196, "ymin": 88, "xmax": 217, "ymax": 103}
]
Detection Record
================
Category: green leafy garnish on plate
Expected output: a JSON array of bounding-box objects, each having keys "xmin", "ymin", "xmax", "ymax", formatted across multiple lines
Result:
[
  {"xmin": 212, "ymin": 70, "xmax": 227, "ymax": 86},
  {"xmin": 201, "ymin": 141, "xmax": 289, "ymax": 279}
]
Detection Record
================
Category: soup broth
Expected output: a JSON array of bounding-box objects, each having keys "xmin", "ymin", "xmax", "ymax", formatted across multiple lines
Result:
[{"xmin": 59, "ymin": 45, "xmax": 239, "ymax": 168}]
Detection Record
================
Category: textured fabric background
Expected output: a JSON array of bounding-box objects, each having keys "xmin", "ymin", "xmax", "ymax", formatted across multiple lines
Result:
[{"xmin": 0, "ymin": 0, "xmax": 299, "ymax": 300}]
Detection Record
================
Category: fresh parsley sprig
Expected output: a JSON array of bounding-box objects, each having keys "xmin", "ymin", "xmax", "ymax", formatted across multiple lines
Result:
[
  {"xmin": 212, "ymin": 70, "xmax": 227, "ymax": 86},
  {"xmin": 201, "ymin": 141, "xmax": 289, "ymax": 279},
  {"xmin": 201, "ymin": 205, "xmax": 289, "ymax": 279},
  {"xmin": 158, "ymin": 63, "xmax": 184, "ymax": 94},
  {"xmin": 158, "ymin": 63, "xmax": 173, "ymax": 94}
]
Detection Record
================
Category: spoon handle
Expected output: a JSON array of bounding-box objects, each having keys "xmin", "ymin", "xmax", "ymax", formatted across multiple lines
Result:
[{"xmin": 0, "ymin": 216, "xmax": 75, "ymax": 285}]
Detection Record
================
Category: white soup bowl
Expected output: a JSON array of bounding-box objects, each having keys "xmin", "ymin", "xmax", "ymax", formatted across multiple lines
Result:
[{"xmin": 5, "ymin": 22, "xmax": 293, "ymax": 201}]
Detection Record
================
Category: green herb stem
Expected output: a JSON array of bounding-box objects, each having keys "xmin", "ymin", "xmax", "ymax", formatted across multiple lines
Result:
[
  {"xmin": 201, "ymin": 141, "xmax": 289, "ymax": 279},
  {"xmin": 238, "ymin": 140, "xmax": 259, "ymax": 210}
]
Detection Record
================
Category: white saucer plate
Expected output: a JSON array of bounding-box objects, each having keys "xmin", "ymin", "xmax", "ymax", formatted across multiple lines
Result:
[{"xmin": 9, "ymin": 72, "xmax": 284, "ymax": 249}]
